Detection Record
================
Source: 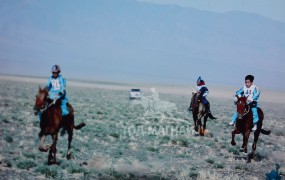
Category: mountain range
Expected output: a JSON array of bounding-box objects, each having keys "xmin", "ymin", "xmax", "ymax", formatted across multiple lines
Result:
[{"xmin": 0, "ymin": 0, "xmax": 284, "ymax": 88}]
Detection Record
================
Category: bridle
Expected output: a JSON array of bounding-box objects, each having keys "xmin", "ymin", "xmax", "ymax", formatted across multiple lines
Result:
[
  {"xmin": 237, "ymin": 99, "xmax": 250, "ymax": 119},
  {"xmin": 35, "ymin": 90, "xmax": 57, "ymax": 114},
  {"xmin": 40, "ymin": 99, "xmax": 56, "ymax": 113}
]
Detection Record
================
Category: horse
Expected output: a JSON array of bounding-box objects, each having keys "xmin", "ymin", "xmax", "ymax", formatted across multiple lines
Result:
[
  {"xmin": 231, "ymin": 96, "xmax": 271, "ymax": 163},
  {"xmin": 190, "ymin": 92, "xmax": 216, "ymax": 136},
  {"xmin": 33, "ymin": 86, "xmax": 85, "ymax": 165}
]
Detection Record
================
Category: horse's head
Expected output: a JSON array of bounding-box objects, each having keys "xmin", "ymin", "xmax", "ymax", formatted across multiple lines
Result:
[
  {"xmin": 34, "ymin": 86, "xmax": 49, "ymax": 115},
  {"xmin": 191, "ymin": 92, "xmax": 200, "ymax": 108},
  {"xmin": 236, "ymin": 96, "xmax": 249, "ymax": 119}
]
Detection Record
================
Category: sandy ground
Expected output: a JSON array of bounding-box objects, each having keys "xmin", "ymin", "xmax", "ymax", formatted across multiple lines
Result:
[{"xmin": 1, "ymin": 74, "xmax": 284, "ymax": 103}]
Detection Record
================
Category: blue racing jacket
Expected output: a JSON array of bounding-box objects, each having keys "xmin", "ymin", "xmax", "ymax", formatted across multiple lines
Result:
[
  {"xmin": 197, "ymin": 85, "xmax": 209, "ymax": 104},
  {"xmin": 46, "ymin": 75, "xmax": 67, "ymax": 100},
  {"xmin": 236, "ymin": 85, "xmax": 260, "ymax": 103}
]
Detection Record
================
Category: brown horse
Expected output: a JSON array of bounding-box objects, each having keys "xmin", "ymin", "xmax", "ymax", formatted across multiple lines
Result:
[
  {"xmin": 231, "ymin": 96, "xmax": 271, "ymax": 163},
  {"xmin": 190, "ymin": 92, "xmax": 216, "ymax": 136},
  {"xmin": 34, "ymin": 87, "xmax": 85, "ymax": 165}
]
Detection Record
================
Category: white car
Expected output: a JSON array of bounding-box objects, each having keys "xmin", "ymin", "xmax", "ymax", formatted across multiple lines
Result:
[{"xmin": 129, "ymin": 89, "xmax": 141, "ymax": 99}]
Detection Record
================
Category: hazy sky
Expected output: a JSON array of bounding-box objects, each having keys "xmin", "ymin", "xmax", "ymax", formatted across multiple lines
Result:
[
  {"xmin": 139, "ymin": 0, "xmax": 285, "ymax": 22},
  {"xmin": 0, "ymin": 0, "xmax": 284, "ymax": 89}
]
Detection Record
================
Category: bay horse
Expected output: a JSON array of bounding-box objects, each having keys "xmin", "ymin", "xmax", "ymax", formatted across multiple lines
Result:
[
  {"xmin": 231, "ymin": 96, "xmax": 271, "ymax": 163},
  {"xmin": 190, "ymin": 92, "xmax": 216, "ymax": 136},
  {"xmin": 33, "ymin": 86, "xmax": 85, "ymax": 165}
]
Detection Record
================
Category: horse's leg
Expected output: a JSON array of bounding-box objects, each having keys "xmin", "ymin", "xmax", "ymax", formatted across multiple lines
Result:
[
  {"xmin": 67, "ymin": 128, "xmax": 73, "ymax": 160},
  {"xmin": 202, "ymin": 116, "xmax": 208, "ymax": 136},
  {"xmin": 192, "ymin": 113, "xmax": 196, "ymax": 130},
  {"xmin": 239, "ymin": 132, "xmax": 246, "ymax": 152},
  {"xmin": 39, "ymin": 135, "xmax": 50, "ymax": 152},
  {"xmin": 231, "ymin": 129, "xmax": 240, "ymax": 146},
  {"xmin": 48, "ymin": 134, "xmax": 58, "ymax": 165},
  {"xmin": 197, "ymin": 117, "xmax": 202, "ymax": 135},
  {"xmin": 248, "ymin": 129, "xmax": 261, "ymax": 163},
  {"xmin": 66, "ymin": 114, "xmax": 74, "ymax": 160},
  {"xmin": 198, "ymin": 104, "xmax": 203, "ymax": 135},
  {"xmin": 193, "ymin": 111, "xmax": 198, "ymax": 132},
  {"xmin": 243, "ymin": 130, "xmax": 250, "ymax": 155},
  {"xmin": 203, "ymin": 116, "xmax": 207, "ymax": 130}
]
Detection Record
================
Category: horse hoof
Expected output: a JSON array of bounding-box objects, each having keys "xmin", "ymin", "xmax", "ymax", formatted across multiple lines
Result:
[
  {"xmin": 194, "ymin": 126, "xmax": 198, "ymax": 132},
  {"xmin": 48, "ymin": 161, "xmax": 57, "ymax": 165},
  {"xmin": 67, "ymin": 153, "xmax": 71, "ymax": 160},
  {"xmin": 48, "ymin": 157, "xmax": 56, "ymax": 165},
  {"xmin": 39, "ymin": 146, "xmax": 49, "ymax": 152},
  {"xmin": 239, "ymin": 148, "xmax": 244, "ymax": 152},
  {"xmin": 231, "ymin": 141, "xmax": 236, "ymax": 146}
]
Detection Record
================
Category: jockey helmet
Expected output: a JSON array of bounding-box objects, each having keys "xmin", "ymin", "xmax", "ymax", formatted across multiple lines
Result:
[
  {"xmin": 51, "ymin": 65, "xmax": 61, "ymax": 73},
  {"xmin": 196, "ymin": 76, "xmax": 205, "ymax": 86}
]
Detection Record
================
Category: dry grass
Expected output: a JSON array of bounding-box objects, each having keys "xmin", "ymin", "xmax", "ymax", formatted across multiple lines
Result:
[{"xmin": 0, "ymin": 77, "xmax": 284, "ymax": 179}]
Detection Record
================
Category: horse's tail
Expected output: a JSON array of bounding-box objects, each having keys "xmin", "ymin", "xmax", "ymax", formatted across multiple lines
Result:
[
  {"xmin": 260, "ymin": 128, "xmax": 271, "ymax": 135},
  {"xmin": 208, "ymin": 112, "xmax": 217, "ymax": 120},
  {"xmin": 74, "ymin": 122, "xmax": 86, "ymax": 130}
]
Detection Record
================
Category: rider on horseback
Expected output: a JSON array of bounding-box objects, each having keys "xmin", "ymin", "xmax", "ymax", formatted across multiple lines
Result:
[
  {"xmin": 39, "ymin": 65, "xmax": 70, "ymax": 136},
  {"xmin": 47, "ymin": 65, "xmax": 69, "ymax": 117},
  {"xmin": 229, "ymin": 75, "xmax": 260, "ymax": 131},
  {"xmin": 189, "ymin": 76, "xmax": 211, "ymax": 114}
]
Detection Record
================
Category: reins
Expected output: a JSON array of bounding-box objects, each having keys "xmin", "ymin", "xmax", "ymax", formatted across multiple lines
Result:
[
  {"xmin": 239, "ymin": 104, "xmax": 250, "ymax": 119},
  {"xmin": 40, "ymin": 99, "xmax": 57, "ymax": 113}
]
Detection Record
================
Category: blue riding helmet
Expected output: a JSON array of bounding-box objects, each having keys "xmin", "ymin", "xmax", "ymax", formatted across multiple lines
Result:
[{"xmin": 51, "ymin": 65, "xmax": 61, "ymax": 73}]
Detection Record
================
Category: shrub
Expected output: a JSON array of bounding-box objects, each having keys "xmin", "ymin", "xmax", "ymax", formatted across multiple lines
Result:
[
  {"xmin": 35, "ymin": 165, "xmax": 58, "ymax": 178},
  {"xmin": 214, "ymin": 163, "xmax": 225, "ymax": 169},
  {"xmin": 67, "ymin": 163, "xmax": 87, "ymax": 174},
  {"xmin": 3, "ymin": 159, "xmax": 13, "ymax": 168},
  {"xmin": 110, "ymin": 132, "xmax": 120, "ymax": 138},
  {"xmin": 179, "ymin": 139, "xmax": 189, "ymax": 147},
  {"xmin": 189, "ymin": 171, "xmax": 198, "ymax": 178},
  {"xmin": 4, "ymin": 136, "xmax": 13, "ymax": 143},
  {"xmin": 147, "ymin": 147, "xmax": 159, "ymax": 153},
  {"xmin": 227, "ymin": 146, "xmax": 239, "ymax": 155},
  {"xmin": 16, "ymin": 160, "xmax": 37, "ymax": 170},
  {"xmin": 205, "ymin": 158, "xmax": 215, "ymax": 164},
  {"xmin": 160, "ymin": 136, "xmax": 170, "ymax": 144},
  {"xmin": 235, "ymin": 164, "xmax": 248, "ymax": 170},
  {"xmin": 23, "ymin": 153, "xmax": 36, "ymax": 160}
]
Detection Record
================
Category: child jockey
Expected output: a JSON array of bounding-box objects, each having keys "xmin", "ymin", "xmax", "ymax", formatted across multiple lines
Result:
[
  {"xmin": 46, "ymin": 65, "xmax": 69, "ymax": 117},
  {"xmin": 229, "ymin": 75, "xmax": 260, "ymax": 131},
  {"xmin": 39, "ymin": 65, "xmax": 69, "ymax": 137},
  {"xmin": 189, "ymin": 76, "xmax": 211, "ymax": 114}
]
